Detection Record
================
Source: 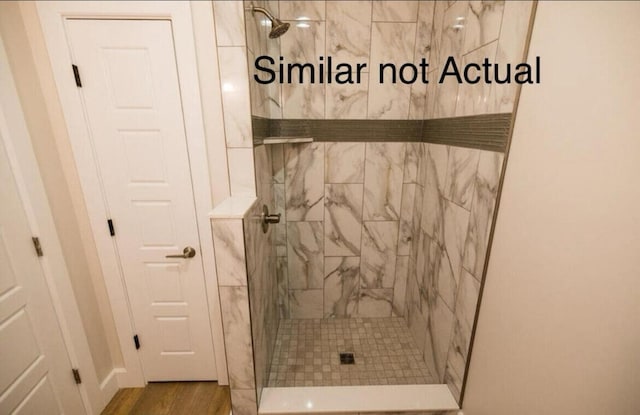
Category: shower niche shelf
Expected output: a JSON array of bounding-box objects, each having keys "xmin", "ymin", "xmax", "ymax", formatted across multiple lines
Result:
[{"xmin": 262, "ymin": 137, "xmax": 313, "ymax": 145}]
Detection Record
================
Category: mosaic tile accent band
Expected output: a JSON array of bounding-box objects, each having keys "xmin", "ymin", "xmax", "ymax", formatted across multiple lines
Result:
[{"xmin": 252, "ymin": 113, "xmax": 511, "ymax": 152}]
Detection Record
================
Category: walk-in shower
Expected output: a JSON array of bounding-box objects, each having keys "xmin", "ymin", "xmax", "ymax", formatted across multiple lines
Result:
[{"xmin": 211, "ymin": 1, "xmax": 536, "ymax": 414}]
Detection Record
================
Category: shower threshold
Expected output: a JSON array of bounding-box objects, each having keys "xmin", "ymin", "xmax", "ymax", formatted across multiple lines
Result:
[{"xmin": 259, "ymin": 384, "xmax": 459, "ymax": 414}]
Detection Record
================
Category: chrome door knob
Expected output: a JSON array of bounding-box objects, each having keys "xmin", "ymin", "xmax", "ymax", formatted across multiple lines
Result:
[{"xmin": 165, "ymin": 246, "xmax": 197, "ymax": 258}]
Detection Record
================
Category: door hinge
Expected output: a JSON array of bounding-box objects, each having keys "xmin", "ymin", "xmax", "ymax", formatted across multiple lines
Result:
[
  {"xmin": 133, "ymin": 334, "xmax": 140, "ymax": 350},
  {"xmin": 107, "ymin": 219, "xmax": 115, "ymax": 236},
  {"xmin": 72, "ymin": 368, "xmax": 82, "ymax": 384},
  {"xmin": 32, "ymin": 237, "xmax": 43, "ymax": 257},
  {"xmin": 72, "ymin": 64, "xmax": 82, "ymax": 87}
]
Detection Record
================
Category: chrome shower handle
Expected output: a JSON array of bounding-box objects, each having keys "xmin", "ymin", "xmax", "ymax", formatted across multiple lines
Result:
[{"xmin": 261, "ymin": 205, "xmax": 281, "ymax": 233}]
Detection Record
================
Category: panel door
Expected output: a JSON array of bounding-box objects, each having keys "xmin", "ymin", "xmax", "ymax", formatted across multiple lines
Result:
[
  {"xmin": 0, "ymin": 132, "xmax": 85, "ymax": 414},
  {"xmin": 65, "ymin": 19, "xmax": 216, "ymax": 381}
]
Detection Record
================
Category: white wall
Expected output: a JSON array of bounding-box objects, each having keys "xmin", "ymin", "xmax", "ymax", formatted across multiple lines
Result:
[
  {"xmin": 0, "ymin": 1, "xmax": 122, "ymax": 381},
  {"xmin": 463, "ymin": 2, "xmax": 640, "ymax": 414}
]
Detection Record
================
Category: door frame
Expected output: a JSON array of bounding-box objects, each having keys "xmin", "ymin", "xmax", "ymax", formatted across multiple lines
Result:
[
  {"xmin": 37, "ymin": 1, "xmax": 228, "ymax": 387},
  {"xmin": 0, "ymin": 35, "xmax": 103, "ymax": 414}
]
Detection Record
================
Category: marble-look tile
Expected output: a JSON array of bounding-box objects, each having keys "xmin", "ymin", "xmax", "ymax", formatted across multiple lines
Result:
[
  {"xmin": 228, "ymin": 148, "xmax": 256, "ymax": 197},
  {"xmin": 463, "ymin": 0, "xmax": 505, "ymax": 54},
  {"xmin": 442, "ymin": 199, "xmax": 470, "ymax": 291},
  {"xmin": 325, "ymin": 73, "xmax": 369, "ymax": 119},
  {"xmin": 367, "ymin": 80, "xmax": 412, "ymax": 120},
  {"xmin": 212, "ymin": 220, "xmax": 247, "ymax": 286},
  {"xmin": 218, "ymin": 47, "xmax": 252, "ymax": 148},
  {"xmin": 409, "ymin": 82, "xmax": 428, "ymax": 120},
  {"xmin": 325, "ymin": 184, "xmax": 364, "ymax": 256},
  {"xmin": 392, "ymin": 256, "xmax": 410, "ymax": 316},
  {"xmin": 447, "ymin": 269, "xmax": 481, "ymax": 382},
  {"xmin": 326, "ymin": 1, "xmax": 372, "ymax": 68},
  {"xmin": 280, "ymin": 20, "xmax": 325, "ymax": 66},
  {"xmin": 230, "ymin": 389, "xmax": 258, "ymax": 415},
  {"xmin": 277, "ymin": 256, "xmax": 289, "ymax": 318},
  {"xmin": 439, "ymin": 0, "xmax": 468, "ymax": 62},
  {"xmin": 277, "ymin": 15, "xmax": 322, "ymax": 120},
  {"xmin": 279, "ymin": 0, "xmax": 325, "ymax": 21},
  {"xmin": 463, "ymin": 151, "xmax": 503, "ymax": 277},
  {"xmin": 444, "ymin": 146, "xmax": 480, "ymax": 210},
  {"xmin": 282, "ymin": 82, "xmax": 325, "ymax": 119},
  {"xmin": 403, "ymin": 142, "xmax": 422, "ymax": 184},
  {"xmin": 423, "ymin": 293, "xmax": 454, "ymax": 382},
  {"xmin": 421, "ymin": 145, "xmax": 448, "ymax": 244},
  {"xmin": 414, "ymin": 0, "xmax": 435, "ymax": 65},
  {"xmin": 488, "ymin": 0, "xmax": 533, "ymax": 113},
  {"xmin": 444, "ymin": 363, "xmax": 463, "ymax": 403},
  {"xmin": 406, "ymin": 273, "xmax": 427, "ymax": 354},
  {"xmin": 285, "ymin": 143, "xmax": 324, "ymax": 221},
  {"xmin": 254, "ymin": 145, "xmax": 274, "ymax": 208},
  {"xmin": 287, "ymin": 221, "xmax": 323, "ymax": 289},
  {"xmin": 424, "ymin": 69, "xmax": 439, "ymax": 119},
  {"xmin": 398, "ymin": 183, "xmax": 416, "ymax": 256},
  {"xmin": 433, "ymin": 67, "xmax": 460, "ymax": 118},
  {"xmin": 273, "ymin": 184, "xmax": 287, "ymax": 256},
  {"xmin": 420, "ymin": 233, "xmax": 457, "ymax": 311},
  {"xmin": 244, "ymin": 0, "xmax": 266, "ymax": 57},
  {"xmin": 357, "ymin": 289, "xmax": 393, "ymax": 317},
  {"xmin": 360, "ymin": 221, "xmax": 399, "ymax": 289},
  {"xmin": 289, "ymin": 289, "xmax": 323, "ymax": 318},
  {"xmin": 363, "ymin": 143, "xmax": 406, "ymax": 221},
  {"xmin": 455, "ymin": 41, "xmax": 498, "ymax": 117},
  {"xmin": 410, "ymin": 184, "xmax": 424, "ymax": 262},
  {"xmin": 429, "ymin": 0, "xmax": 448, "ymax": 70},
  {"xmin": 219, "ymin": 287, "xmax": 255, "ymax": 389},
  {"xmin": 324, "ymin": 257, "xmax": 360, "ymax": 318},
  {"xmin": 372, "ymin": 1, "xmax": 419, "ymax": 22},
  {"xmin": 273, "ymin": 182, "xmax": 285, "ymax": 218},
  {"xmin": 213, "ymin": 1, "xmax": 246, "ymax": 46},
  {"xmin": 325, "ymin": 142, "xmax": 365, "ymax": 184},
  {"xmin": 368, "ymin": 22, "xmax": 416, "ymax": 119},
  {"xmin": 271, "ymin": 144, "xmax": 285, "ymax": 184}
]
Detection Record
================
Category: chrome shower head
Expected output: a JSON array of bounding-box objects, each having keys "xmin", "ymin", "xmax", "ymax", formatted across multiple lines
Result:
[{"xmin": 249, "ymin": 5, "xmax": 290, "ymax": 39}]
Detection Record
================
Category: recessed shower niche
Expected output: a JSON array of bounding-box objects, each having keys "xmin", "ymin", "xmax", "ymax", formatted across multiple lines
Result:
[{"xmin": 210, "ymin": 1, "xmax": 536, "ymax": 414}]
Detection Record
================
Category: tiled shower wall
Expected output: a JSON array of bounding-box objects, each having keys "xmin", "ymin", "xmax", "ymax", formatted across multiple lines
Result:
[
  {"xmin": 404, "ymin": 0, "xmax": 534, "ymax": 401},
  {"xmin": 271, "ymin": 141, "xmax": 420, "ymax": 319},
  {"xmin": 247, "ymin": 0, "xmax": 435, "ymax": 120},
  {"xmin": 405, "ymin": 143, "xmax": 503, "ymax": 400}
]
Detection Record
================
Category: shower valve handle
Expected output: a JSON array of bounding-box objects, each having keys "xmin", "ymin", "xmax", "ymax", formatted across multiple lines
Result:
[{"xmin": 261, "ymin": 205, "xmax": 280, "ymax": 233}]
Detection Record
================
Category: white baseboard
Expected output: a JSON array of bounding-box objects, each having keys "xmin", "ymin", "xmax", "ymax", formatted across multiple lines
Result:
[{"xmin": 99, "ymin": 368, "xmax": 125, "ymax": 406}]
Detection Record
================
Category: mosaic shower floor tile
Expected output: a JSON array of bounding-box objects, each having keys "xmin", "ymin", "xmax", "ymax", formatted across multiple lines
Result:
[{"xmin": 268, "ymin": 317, "xmax": 435, "ymax": 387}]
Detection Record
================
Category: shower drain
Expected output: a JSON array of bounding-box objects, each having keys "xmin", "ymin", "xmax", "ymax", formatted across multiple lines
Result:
[{"xmin": 339, "ymin": 352, "xmax": 355, "ymax": 365}]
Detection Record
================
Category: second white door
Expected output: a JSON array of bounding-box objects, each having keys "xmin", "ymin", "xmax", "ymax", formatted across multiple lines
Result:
[{"xmin": 65, "ymin": 19, "xmax": 216, "ymax": 381}]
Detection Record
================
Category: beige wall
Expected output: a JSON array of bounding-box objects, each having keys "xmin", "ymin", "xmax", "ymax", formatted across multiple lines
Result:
[
  {"xmin": 0, "ymin": 1, "xmax": 123, "ymax": 381},
  {"xmin": 463, "ymin": 2, "xmax": 640, "ymax": 414}
]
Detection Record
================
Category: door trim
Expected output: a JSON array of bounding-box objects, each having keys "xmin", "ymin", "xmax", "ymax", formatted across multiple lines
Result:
[
  {"xmin": 37, "ymin": 1, "xmax": 228, "ymax": 387},
  {"xmin": 0, "ymin": 35, "xmax": 103, "ymax": 414}
]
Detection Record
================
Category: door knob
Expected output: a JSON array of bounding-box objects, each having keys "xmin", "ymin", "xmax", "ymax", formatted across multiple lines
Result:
[
  {"xmin": 165, "ymin": 246, "xmax": 197, "ymax": 258},
  {"xmin": 261, "ymin": 205, "xmax": 281, "ymax": 233}
]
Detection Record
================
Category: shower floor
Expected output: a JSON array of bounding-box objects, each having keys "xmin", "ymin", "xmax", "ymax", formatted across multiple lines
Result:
[{"xmin": 267, "ymin": 317, "xmax": 435, "ymax": 387}]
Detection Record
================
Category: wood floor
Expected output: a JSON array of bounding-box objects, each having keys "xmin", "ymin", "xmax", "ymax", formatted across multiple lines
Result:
[{"xmin": 101, "ymin": 382, "xmax": 231, "ymax": 415}]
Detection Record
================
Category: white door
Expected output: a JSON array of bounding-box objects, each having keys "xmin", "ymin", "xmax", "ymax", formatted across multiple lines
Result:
[
  {"xmin": 0, "ymin": 134, "xmax": 85, "ymax": 414},
  {"xmin": 64, "ymin": 19, "xmax": 216, "ymax": 381}
]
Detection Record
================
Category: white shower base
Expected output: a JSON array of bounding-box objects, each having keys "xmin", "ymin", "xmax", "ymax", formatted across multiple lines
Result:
[{"xmin": 259, "ymin": 384, "xmax": 459, "ymax": 414}]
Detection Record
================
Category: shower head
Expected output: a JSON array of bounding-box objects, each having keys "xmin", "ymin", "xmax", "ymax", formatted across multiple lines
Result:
[{"xmin": 249, "ymin": 5, "xmax": 290, "ymax": 39}]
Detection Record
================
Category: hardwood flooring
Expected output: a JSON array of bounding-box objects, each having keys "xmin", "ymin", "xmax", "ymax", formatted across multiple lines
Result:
[{"xmin": 101, "ymin": 382, "xmax": 231, "ymax": 415}]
